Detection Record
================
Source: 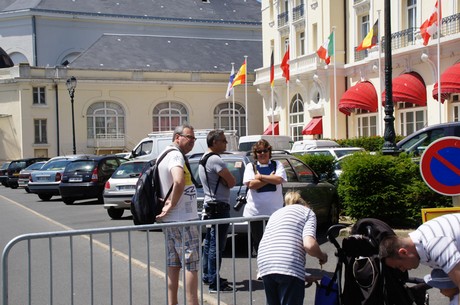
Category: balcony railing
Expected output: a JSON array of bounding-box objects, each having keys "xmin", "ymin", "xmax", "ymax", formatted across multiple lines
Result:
[
  {"xmin": 278, "ymin": 11, "xmax": 288, "ymax": 27},
  {"xmin": 87, "ymin": 134, "xmax": 126, "ymax": 148},
  {"xmin": 355, "ymin": 12, "xmax": 460, "ymax": 62},
  {"xmin": 293, "ymin": 4, "xmax": 304, "ymax": 22}
]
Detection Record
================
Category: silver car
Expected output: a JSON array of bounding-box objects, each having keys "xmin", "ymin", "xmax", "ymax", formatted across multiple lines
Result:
[
  {"xmin": 103, "ymin": 160, "xmax": 150, "ymax": 219},
  {"xmin": 17, "ymin": 161, "xmax": 46, "ymax": 192}
]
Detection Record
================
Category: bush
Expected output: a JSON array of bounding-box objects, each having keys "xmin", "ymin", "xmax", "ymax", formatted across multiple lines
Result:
[
  {"xmin": 295, "ymin": 154, "xmax": 336, "ymax": 183},
  {"xmin": 334, "ymin": 135, "xmax": 405, "ymax": 152},
  {"xmin": 337, "ymin": 152, "xmax": 451, "ymax": 228}
]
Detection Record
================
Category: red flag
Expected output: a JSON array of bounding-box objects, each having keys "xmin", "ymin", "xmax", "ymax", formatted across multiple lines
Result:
[
  {"xmin": 420, "ymin": 0, "xmax": 441, "ymax": 46},
  {"xmin": 270, "ymin": 51, "xmax": 274, "ymax": 88},
  {"xmin": 231, "ymin": 60, "xmax": 246, "ymax": 87},
  {"xmin": 280, "ymin": 46, "xmax": 289, "ymax": 82}
]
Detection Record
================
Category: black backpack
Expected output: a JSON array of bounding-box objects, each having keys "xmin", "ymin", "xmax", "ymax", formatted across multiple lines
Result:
[{"xmin": 131, "ymin": 148, "xmax": 176, "ymax": 225}]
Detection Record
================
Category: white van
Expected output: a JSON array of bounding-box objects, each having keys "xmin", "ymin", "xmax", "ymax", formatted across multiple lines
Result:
[
  {"xmin": 238, "ymin": 135, "xmax": 293, "ymax": 152},
  {"xmin": 290, "ymin": 139, "xmax": 340, "ymax": 154},
  {"xmin": 130, "ymin": 129, "xmax": 238, "ymax": 160}
]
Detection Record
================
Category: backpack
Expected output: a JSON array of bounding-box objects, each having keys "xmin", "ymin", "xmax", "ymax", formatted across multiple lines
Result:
[{"xmin": 131, "ymin": 148, "xmax": 176, "ymax": 225}]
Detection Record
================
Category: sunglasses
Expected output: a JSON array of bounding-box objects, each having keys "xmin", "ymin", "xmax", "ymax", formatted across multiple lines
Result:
[{"xmin": 256, "ymin": 149, "xmax": 269, "ymax": 154}]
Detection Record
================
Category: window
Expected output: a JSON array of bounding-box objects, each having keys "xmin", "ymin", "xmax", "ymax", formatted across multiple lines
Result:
[
  {"xmin": 299, "ymin": 32, "xmax": 305, "ymax": 55},
  {"xmin": 152, "ymin": 101, "xmax": 188, "ymax": 132},
  {"xmin": 452, "ymin": 95, "xmax": 459, "ymax": 122},
  {"xmin": 398, "ymin": 103, "xmax": 426, "ymax": 136},
  {"xmin": 33, "ymin": 87, "xmax": 46, "ymax": 105},
  {"xmin": 356, "ymin": 112, "xmax": 377, "ymax": 137},
  {"xmin": 407, "ymin": 0, "xmax": 417, "ymax": 41},
  {"xmin": 289, "ymin": 94, "xmax": 304, "ymax": 141},
  {"xmin": 87, "ymin": 101, "xmax": 125, "ymax": 139},
  {"xmin": 213, "ymin": 102, "xmax": 246, "ymax": 136},
  {"xmin": 34, "ymin": 119, "xmax": 47, "ymax": 144}
]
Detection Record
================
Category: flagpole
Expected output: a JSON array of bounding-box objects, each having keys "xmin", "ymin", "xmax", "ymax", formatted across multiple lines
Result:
[
  {"xmin": 244, "ymin": 55, "xmax": 248, "ymax": 136},
  {"xmin": 231, "ymin": 62, "xmax": 236, "ymax": 132},
  {"xmin": 332, "ymin": 26, "xmax": 337, "ymax": 139},
  {"xmin": 437, "ymin": 0, "xmax": 441, "ymax": 123},
  {"xmin": 271, "ymin": 85, "xmax": 275, "ymax": 136},
  {"xmin": 377, "ymin": 11, "xmax": 383, "ymax": 136}
]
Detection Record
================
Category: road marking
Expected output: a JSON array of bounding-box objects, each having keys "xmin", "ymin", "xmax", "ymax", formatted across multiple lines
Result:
[{"xmin": 0, "ymin": 194, "xmax": 223, "ymax": 305}]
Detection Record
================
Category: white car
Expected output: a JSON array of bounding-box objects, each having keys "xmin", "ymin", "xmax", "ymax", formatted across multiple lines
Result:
[
  {"xmin": 103, "ymin": 160, "xmax": 151, "ymax": 219},
  {"xmin": 292, "ymin": 147, "xmax": 364, "ymax": 160}
]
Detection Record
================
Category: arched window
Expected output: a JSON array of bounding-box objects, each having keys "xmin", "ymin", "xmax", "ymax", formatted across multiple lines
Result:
[
  {"xmin": 87, "ymin": 101, "xmax": 125, "ymax": 139},
  {"xmin": 152, "ymin": 101, "xmax": 188, "ymax": 132},
  {"xmin": 289, "ymin": 93, "xmax": 304, "ymax": 141},
  {"xmin": 214, "ymin": 102, "xmax": 246, "ymax": 136}
]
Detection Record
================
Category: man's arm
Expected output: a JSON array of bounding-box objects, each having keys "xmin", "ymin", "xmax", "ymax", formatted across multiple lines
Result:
[
  {"xmin": 447, "ymin": 262, "xmax": 460, "ymax": 304},
  {"xmin": 157, "ymin": 166, "xmax": 185, "ymax": 218},
  {"xmin": 304, "ymin": 235, "xmax": 328, "ymax": 266},
  {"xmin": 218, "ymin": 168, "xmax": 236, "ymax": 188}
]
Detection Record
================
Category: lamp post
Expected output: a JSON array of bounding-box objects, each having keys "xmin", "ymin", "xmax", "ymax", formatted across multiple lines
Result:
[
  {"xmin": 382, "ymin": 0, "xmax": 398, "ymax": 155},
  {"xmin": 66, "ymin": 76, "xmax": 77, "ymax": 155}
]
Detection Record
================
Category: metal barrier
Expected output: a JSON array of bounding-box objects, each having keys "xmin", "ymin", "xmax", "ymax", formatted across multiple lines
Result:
[{"xmin": 2, "ymin": 216, "xmax": 269, "ymax": 305}]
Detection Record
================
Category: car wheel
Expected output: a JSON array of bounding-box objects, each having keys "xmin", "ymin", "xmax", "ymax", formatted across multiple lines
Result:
[
  {"xmin": 328, "ymin": 202, "xmax": 339, "ymax": 226},
  {"xmin": 25, "ymin": 187, "xmax": 31, "ymax": 193},
  {"xmin": 10, "ymin": 184, "xmax": 18, "ymax": 189},
  {"xmin": 38, "ymin": 194, "xmax": 52, "ymax": 201},
  {"xmin": 63, "ymin": 198, "xmax": 75, "ymax": 205},
  {"xmin": 107, "ymin": 208, "xmax": 124, "ymax": 219}
]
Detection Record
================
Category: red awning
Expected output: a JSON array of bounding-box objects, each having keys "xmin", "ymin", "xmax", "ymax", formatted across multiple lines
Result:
[
  {"xmin": 382, "ymin": 72, "xmax": 427, "ymax": 106},
  {"xmin": 302, "ymin": 117, "xmax": 322, "ymax": 135},
  {"xmin": 263, "ymin": 122, "xmax": 279, "ymax": 135},
  {"xmin": 433, "ymin": 63, "xmax": 460, "ymax": 103},
  {"xmin": 339, "ymin": 81, "xmax": 378, "ymax": 116}
]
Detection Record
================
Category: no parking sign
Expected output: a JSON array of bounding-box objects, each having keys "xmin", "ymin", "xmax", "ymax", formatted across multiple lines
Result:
[{"xmin": 420, "ymin": 136, "xmax": 460, "ymax": 196}]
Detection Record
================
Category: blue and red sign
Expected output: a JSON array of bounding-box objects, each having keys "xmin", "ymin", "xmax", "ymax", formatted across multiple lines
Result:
[{"xmin": 420, "ymin": 136, "xmax": 460, "ymax": 196}]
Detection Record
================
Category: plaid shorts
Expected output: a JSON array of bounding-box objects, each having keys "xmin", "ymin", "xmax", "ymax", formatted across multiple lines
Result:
[{"xmin": 164, "ymin": 225, "xmax": 200, "ymax": 271}]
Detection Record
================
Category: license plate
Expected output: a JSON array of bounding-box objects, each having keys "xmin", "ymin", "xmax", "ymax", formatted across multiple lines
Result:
[
  {"xmin": 118, "ymin": 185, "xmax": 135, "ymax": 190},
  {"xmin": 69, "ymin": 177, "xmax": 83, "ymax": 182},
  {"xmin": 37, "ymin": 177, "xmax": 49, "ymax": 181}
]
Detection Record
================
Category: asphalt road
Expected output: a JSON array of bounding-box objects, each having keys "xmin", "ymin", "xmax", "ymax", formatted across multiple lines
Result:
[{"xmin": 0, "ymin": 185, "xmax": 445, "ymax": 305}]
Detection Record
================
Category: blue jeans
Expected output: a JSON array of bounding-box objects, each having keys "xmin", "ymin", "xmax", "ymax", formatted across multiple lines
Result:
[
  {"xmin": 262, "ymin": 273, "xmax": 305, "ymax": 305},
  {"xmin": 202, "ymin": 209, "xmax": 230, "ymax": 289}
]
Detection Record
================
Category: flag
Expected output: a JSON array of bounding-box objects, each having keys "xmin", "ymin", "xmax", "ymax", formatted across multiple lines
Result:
[
  {"xmin": 420, "ymin": 0, "xmax": 441, "ymax": 46},
  {"xmin": 280, "ymin": 46, "xmax": 290, "ymax": 82},
  {"xmin": 270, "ymin": 51, "xmax": 274, "ymax": 88},
  {"xmin": 357, "ymin": 20, "xmax": 379, "ymax": 51},
  {"xmin": 231, "ymin": 60, "xmax": 246, "ymax": 87},
  {"xmin": 317, "ymin": 32, "xmax": 334, "ymax": 65},
  {"xmin": 225, "ymin": 65, "xmax": 235, "ymax": 98}
]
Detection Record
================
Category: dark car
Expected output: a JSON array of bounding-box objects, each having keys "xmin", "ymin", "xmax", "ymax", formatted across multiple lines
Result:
[
  {"xmin": 59, "ymin": 156, "xmax": 128, "ymax": 205},
  {"xmin": 396, "ymin": 122, "xmax": 460, "ymax": 157},
  {"xmin": 6, "ymin": 157, "xmax": 49, "ymax": 188},
  {"xmin": 188, "ymin": 152, "xmax": 339, "ymax": 233},
  {"xmin": 0, "ymin": 162, "xmax": 11, "ymax": 187}
]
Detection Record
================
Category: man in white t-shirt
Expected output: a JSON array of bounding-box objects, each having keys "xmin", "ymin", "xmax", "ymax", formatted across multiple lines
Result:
[{"xmin": 156, "ymin": 123, "xmax": 199, "ymax": 305}]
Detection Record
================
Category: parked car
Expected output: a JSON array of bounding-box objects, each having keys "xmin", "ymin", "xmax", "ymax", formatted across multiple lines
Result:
[
  {"xmin": 396, "ymin": 122, "xmax": 460, "ymax": 156},
  {"xmin": 188, "ymin": 152, "xmax": 339, "ymax": 233},
  {"xmin": 293, "ymin": 147, "xmax": 365, "ymax": 159},
  {"xmin": 6, "ymin": 157, "xmax": 49, "ymax": 189},
  {"xmin": 17, "ymin": 161, "xmax": 47, "ymax": 192},
  {"xmin": 29, "ymin": 155, "xmax": 96, "ymax": 201},
  {"xmin": 0, "ymin": 162, "xmax": 11, "ymax": 187},
  {"xmin": 103, "ymin": 160, "xmax": 151, "ymax": 219},
  {"xmin": 59, "ymin": 155, "xmax": 128, "ymax": 205},
  {"xmin": 290, "ymin": 140, "xmax": 340, "ymax": 154}
]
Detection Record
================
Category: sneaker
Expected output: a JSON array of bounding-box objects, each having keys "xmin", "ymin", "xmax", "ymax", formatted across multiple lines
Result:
[
  {"xmin": 209, "ymin": 284, "xmax": 235, "ymax": 294},
  {"xmin": 203, "ymin": 278, "xmax": 228, "ymax": 286}
]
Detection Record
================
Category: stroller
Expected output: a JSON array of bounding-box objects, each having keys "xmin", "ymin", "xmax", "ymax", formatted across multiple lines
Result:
[{"xmin": 325, "ymin": 218, "xmax": 430, "ymax": 305}]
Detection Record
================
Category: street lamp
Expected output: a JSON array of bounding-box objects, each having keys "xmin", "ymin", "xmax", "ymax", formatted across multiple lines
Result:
[{"xmin": 66, "ymin": 76, "xmax": 77, "ymax": 155}]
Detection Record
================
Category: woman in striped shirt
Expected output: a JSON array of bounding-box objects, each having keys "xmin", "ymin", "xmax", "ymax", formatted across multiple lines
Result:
[{"xmin": 257, "ymin": 191, "xmax": 328, "ymax": 305}]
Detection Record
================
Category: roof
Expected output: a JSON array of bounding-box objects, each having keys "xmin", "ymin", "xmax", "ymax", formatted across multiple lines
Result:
[
  {"xmin": 70, "ymin": 34, "xmax": 262, "ymax": 72},
  {"xmin": 0, "ymin": 0, "xmax": 261, "ymax": 25}
]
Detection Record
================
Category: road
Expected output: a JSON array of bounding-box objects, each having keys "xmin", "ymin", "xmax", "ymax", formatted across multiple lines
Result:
[{"xmin": 0, "ymin": 185, "xmax": 445, "ymax": 305}]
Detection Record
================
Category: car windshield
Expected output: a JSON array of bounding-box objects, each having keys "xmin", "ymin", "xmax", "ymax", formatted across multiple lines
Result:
[
  {"xmin": 189, "ymin": 158, "xmax": 245, "ymax": 187},
  {"xmin": 1, "ymin": 163, "xmax": 10, "ymax": 170},
  {"xmin": 41, "ymin": 160, "xmax": 71, "ymax": 171},
  {"xmin": 112, "ymin": 162, "xmax": 147, "ymax": 178},
  {"xmin": 9, "ymin": 161, "xmax": 26, "ymax": 169},
  {"xmin": 24, "ymin": 162, "xmax": 45, "ymax": 171},
  {"xmin": 334, "ymin": 149, "xmax": 363, "ymax": 158}
]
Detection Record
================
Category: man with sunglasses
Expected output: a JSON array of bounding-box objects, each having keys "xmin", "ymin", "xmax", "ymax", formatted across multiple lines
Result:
[
  {"xmin": 199, "ymin": 129, "xmax": 236, "ymax": 293},
  {"xmin": 242, "ymin": 139, "xmax": 287, "ymax": 260},
  {"xmin": 156, "ymin": 123, "xmax": 199, "ymax": 305}
]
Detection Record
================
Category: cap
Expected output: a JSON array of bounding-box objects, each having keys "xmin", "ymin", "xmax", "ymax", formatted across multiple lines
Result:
[{"xmin": 424, "ymin": 269, "xmax": 457, "ymax": 289}]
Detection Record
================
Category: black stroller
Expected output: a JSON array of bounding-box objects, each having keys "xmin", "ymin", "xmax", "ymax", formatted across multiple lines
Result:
[{"xmin": 325, "ymin": 218, "xmax": 430, "ymax": 305}]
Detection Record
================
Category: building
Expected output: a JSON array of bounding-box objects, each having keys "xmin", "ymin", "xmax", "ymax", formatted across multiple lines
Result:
[
  {"xmin": 255, "ymin": 0, "xmax": 460, "ymax": 142},
  {"xmin": 0, "ymin": 0, "xmax": 264, "ymax": 160}
]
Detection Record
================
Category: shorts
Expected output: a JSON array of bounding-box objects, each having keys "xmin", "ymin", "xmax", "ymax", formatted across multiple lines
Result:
[{"xmin": 164, "ymin": 225, "xmax": 200, "ymax": 271}]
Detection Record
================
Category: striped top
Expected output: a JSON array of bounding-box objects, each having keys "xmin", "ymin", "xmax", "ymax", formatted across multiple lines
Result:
[
  {"xmin": 409, "ymin": 213, "xmax": 460, "ymax": 274},
  {"xmin": 257, "ymin": 204, "xmax": 317, "ymax": 281}
]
